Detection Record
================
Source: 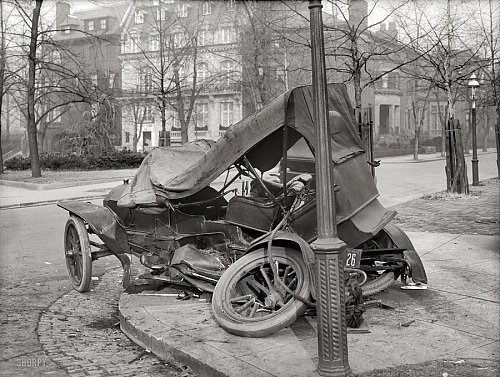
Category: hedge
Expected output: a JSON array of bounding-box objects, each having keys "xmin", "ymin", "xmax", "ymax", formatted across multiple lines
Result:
[{"xmin": 5, "ymin": 150, "xmax": 145, "ymax": 171}]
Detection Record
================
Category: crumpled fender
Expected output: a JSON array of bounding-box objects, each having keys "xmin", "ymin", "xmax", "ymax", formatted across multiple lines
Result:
[
  {"xmin": 383, "ymin": 223, "xmax": 428, "ymax": 284},
  {"xmin": 248, "ymin": 230, "xmax": 317, "ymax": 299},
  {"xmin": 58, "ymin": 200, "xmax": 129, "ymax": 256}
]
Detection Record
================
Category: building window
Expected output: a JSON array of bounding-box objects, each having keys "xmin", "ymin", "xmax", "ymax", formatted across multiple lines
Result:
[
  {"xmin": 135, "ymin": 10, "xmax": 144, "ymax": 24},
  {"xmin": 388, "ymin": 73, "xmax": 399, "ymax": 89},
  {"xmin": 196, "ymin": 103, "xmax": 209, "ymax": 130},
  {"xmin": 144, "ymin": 104, "xmax": 153, "ymax": 122},
  {"xmin": 129, "ymin": 32, "xmax": 139, "ymax": 53},
  {"xmin": 157, "ymin": 8, "xmax": 166, "ymax": 21},
  {"xmin": 121, "ymin": 35, "xmax": 128, "ymax": 53},
  {"xmin": 430, "ymin": 104, "xmax": 444, "ymax": 133},
  {"xmin": 63, "ymin": 25, "xmax": 71, "ymax": 34},
  {"xmin": 138, "ymin": 69, "xmax": 152, "ymax": 92},
  {"xmin": 202, "ymin": 1, "xmax": 211, "ymax": 15},
  {"xmin": 220, "ymin": 101, "xmax": 234, "ymax": 128},
  {"xmin": 220, "ymin": 25, "xmax": 233, "ymax": 43},
  {"xmin": 198, "ymin": 29, "xmax": 207, "ymax": 46},
  {"xmin": 100, "ymin": 19, "xmax": 107, "ymax": 29},
  {"xmin": 142, "ymin": 131, "xmax": 152, "ymax": 147},
  {"xmin": 151, "ymin": 34, "xmax": 159, "ymax": 51},
  {"xmin": 381, "ymin": 75, "xmax": 388, "ymax": 89},
  {"xmin": 220, "ymin": 60, "xmax": 233, "ymax": 86},
  {"xmin": 125, "ymin": 131, "xmax": 130, "ymax": 143},
  {"xmin": 173, "ymin": 32, "xmax": 184, "ymax": 48},
  {"xmin": 172, "ymin": 111, "xmax": 181, "ymax": 130},
  {"xmin": 91, "ymin": 73, "xmax": 98, "ymax": 86},
  {"xmin": 87, "ymin": 20, "xmax": 95, "ymax": 31},
  {"xmin": 144, "ymin": 71, "xmax": 152, "ymax": 93},
  {"xmin": 177, "ymin": 3, "xmax": 188, "ymax": 18},
  {"xmin": 198, "ymin": 62, "xmax": 209, "ymax": 81},
  {"xmin": 406, "ymin": 79, "xmax": 414, "ymax": 93}
]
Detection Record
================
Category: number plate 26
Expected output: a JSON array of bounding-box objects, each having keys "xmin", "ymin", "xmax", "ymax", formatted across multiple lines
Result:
[{"xmin": 345, "ymin": 249, "xmax": 362, "ymax": 269}]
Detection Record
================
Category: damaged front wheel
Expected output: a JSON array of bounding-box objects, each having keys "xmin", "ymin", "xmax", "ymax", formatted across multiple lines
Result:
[{"xmin": 212, "ymin": 247, "xmax": 311, "ymax": 337}]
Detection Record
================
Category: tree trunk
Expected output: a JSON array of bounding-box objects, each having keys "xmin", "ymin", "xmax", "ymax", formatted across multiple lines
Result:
[
  {"xmin": 494, "ymin": 108, "xmax": 499, "ymax": 177},
  {"xmin": 38, "ymin": 117, "xmax": 47, "ymax": 153},
  {"xmin": 413, "ymin": 127, "xmax": 420, "ymax": 160},
  {"xmin": 160, "ymin": 97, "xmax": 167, "ymax": 147},
  {"xmin": 27, "ymin": 0, "xmax": 43, "ymax": 177}
]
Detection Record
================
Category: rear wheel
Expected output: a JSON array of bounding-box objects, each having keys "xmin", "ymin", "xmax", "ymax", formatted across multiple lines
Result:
[
  {"xmin": 64, "ymin": 216, "xmax": 92, "ymax": 292},
  {"xmin": 212, "ymin": 247, "xmax": 310, "ymax": 338}
]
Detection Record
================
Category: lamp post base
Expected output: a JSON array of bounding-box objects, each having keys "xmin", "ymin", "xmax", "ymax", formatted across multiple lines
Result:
[
  {"xmin": 311, "ymin": 237, "xmax": 352, "ymax": 377},
  {"xmin": 472, "ymin": 158, "xmax": 479, "ymax": 186}
]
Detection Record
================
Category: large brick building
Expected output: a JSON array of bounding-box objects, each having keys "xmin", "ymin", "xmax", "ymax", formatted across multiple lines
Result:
[
  {"xmin": 50, "ymin": 1, "xmax": 129, "ymax": 151},
  {"xmin": 48, "ymin": 0, "xmax": 476, "ymax": 153}
]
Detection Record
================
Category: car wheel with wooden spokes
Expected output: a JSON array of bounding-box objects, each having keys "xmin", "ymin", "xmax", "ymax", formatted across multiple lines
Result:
[
  {"xmin": 64, "ymin": 216, "xmax": 92, "ymax": 292},
  {"xmin": 212, "ymin": 247, "xmax": 311, "ymax": 338}
]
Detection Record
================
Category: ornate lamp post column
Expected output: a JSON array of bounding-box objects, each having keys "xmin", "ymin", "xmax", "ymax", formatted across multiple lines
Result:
[
  {"xmin": 468, "ymin": 73, "xmax": 480, "ymax": 186},
  {"xmin": 308, "ymin": 1, "xmax": 351, "ymax": 376}
]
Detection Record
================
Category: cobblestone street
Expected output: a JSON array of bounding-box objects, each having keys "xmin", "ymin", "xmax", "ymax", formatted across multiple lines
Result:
[
  {"xmin": 38, "ymin": 268, "xmax": 195, "ymax": 377},
  {"xmin": 392, "ymin": 178, "xmax": 499, "ymax": 235}
]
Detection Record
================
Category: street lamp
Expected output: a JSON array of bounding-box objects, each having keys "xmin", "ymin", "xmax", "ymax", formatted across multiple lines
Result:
[
  {"xmin": 308, "ymin": 1, "xmax": 351, "ymax": 376},
  {"xmin": 468, "ymin": 73, "xmax": 480, "ymax": 186}
]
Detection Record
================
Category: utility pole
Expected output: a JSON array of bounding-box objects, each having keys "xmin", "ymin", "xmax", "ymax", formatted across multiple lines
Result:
[{"xmin": 308, "ymin": 1, "xmax": 351, "ymax": 376}]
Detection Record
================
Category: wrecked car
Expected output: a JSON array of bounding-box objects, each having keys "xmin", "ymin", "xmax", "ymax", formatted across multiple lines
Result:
[{"xmin": 59, "ymin": 83, "xmax": 427, "ymax": 337}]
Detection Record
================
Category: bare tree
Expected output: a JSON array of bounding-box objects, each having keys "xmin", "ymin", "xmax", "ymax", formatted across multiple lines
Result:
[
  {"xmin": 26, "ymin": 0, "xmax": 43, "ymax": 177},
  {"xmin": 121, "ymin": 2, "xmax": 234, "ymax": 145},
  {"xmin": 0, "ymin": 0, "xmax": 6, "ymax": 173},
  {"xmin": 3, "ymin": 0, "xmax": 108, "ymax": 176}
]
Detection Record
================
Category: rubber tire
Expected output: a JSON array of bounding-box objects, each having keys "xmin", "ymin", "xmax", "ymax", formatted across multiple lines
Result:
[
  {"xmin": 357, "ymin": 228, "xmax": 403, "ymax": 297},
  {"xmin": 361, "ymin": 271, "xmax": 395, "ymax": 297},
  {"xmin": 212, "ymin": 247, "xmax": 310, "ymax": 338},
  {"xmin": 64, "ymin": 216, "xmax": 92, "ymax": 292}
]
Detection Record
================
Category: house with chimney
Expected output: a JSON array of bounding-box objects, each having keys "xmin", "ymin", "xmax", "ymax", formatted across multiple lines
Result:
[{"xmin": 48, "ymin": 1, "xmax": 129, "ymax": 152}]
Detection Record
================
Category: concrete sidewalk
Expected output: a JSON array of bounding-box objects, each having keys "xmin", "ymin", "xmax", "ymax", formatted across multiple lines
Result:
[{"xmin": 119, "ymin": 232, "xmax": 499, "ymax": 376}]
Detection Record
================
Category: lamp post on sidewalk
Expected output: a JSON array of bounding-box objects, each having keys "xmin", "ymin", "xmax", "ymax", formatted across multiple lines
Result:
[
  {"xmin": 308, "ymin": 1, "xmax": 351, "ymax": 376},
  {"xmin": 468, "ymin": 73, "xmax": 480, "ymax": 186}
]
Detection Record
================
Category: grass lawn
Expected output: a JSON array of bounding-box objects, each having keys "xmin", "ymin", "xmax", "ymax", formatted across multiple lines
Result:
[{"xmin": 0, "ymin": 168, "xmax": 136, "ymax": 185}]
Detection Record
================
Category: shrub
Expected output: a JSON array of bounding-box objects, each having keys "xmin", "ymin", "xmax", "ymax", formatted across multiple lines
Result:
[{"xmin": 4, "ymin": 150, "xmax": 145, "ymax": 171}]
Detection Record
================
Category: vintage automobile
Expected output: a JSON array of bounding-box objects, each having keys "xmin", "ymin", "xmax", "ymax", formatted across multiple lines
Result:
[{"xmin": 59, "ymin": 83, "xmax": 427, "ymax": 337}]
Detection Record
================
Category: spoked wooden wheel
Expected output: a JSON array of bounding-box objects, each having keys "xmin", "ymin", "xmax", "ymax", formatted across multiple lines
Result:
[
  {"xmin": 212, "ymin": 247, "xmax": 311, "ymax": 338},
  {"xmin": 64, "ymin": 216, "xmax": 92, "ymax": 292}
]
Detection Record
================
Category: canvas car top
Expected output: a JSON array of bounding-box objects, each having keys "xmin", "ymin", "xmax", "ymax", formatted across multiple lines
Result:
[{"xmin": 118, "ymin": 83, "xmax": 365, "ymax": 208}]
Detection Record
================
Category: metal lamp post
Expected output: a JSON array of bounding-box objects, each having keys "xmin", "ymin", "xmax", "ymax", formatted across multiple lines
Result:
[
  {"xmin": 308, "ymin": 1, "xmax": 352, "ymax": 376},
  {"xmin": 468, "ymin": 73, "xmax": 480, "ymax": 186}
]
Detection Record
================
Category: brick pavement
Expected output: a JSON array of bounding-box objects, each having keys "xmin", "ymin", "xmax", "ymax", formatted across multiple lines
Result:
[
  {"xmin": 392, "ymin": 178, "xmax": 499, "ymax": 236},
  {"xmin": 37, "ymin": 268, "xmax": 195, "ymax": 377}
]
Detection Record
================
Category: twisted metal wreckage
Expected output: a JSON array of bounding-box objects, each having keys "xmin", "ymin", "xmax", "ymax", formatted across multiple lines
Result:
[{"xmin": 59, "ymin": 83, "xmax": 427, "ymax": 337}]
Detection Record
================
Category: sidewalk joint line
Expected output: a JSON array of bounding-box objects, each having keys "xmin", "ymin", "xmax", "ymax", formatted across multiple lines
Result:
[
  {"xmin": 420, "ymin": 234, "xmax": 462, "ymax": 257},
  {"xmin": 427, "ymin": 287, "xmax": 500, "ymax": 304}
]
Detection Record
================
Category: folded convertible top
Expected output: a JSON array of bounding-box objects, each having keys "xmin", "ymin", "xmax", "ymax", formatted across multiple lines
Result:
[{"xmin": 118, "ymin": 83, "xmax": 365, "ymax": 207}]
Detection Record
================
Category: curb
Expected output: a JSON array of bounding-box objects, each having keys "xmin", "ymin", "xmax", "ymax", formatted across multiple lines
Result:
[
  {"xmin": 379, "ymin": 150, "xmax": 496, "ymax": 164},
  {"xmin": 0, "ymin": 178, "xmax": 128, "ymax": 191},
  {"xmin": 0, "ymin": 194, "xmax": 106, "ymax": 210},
  {"xmin": 118, "ymin": 294, "xmax": 275, "ymax": 377}
]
